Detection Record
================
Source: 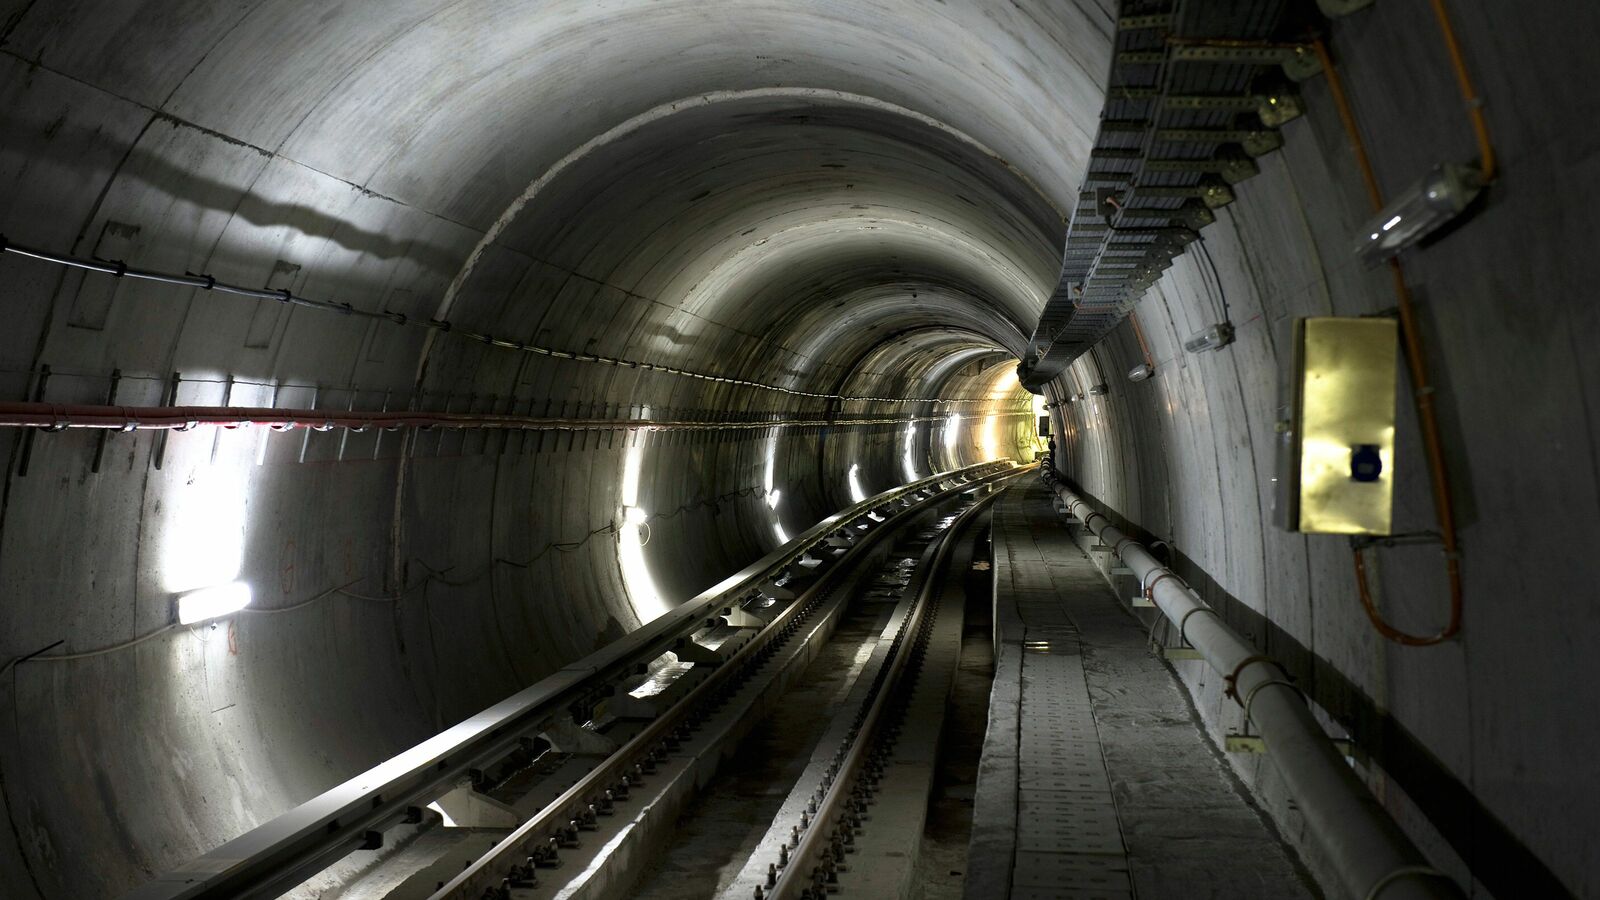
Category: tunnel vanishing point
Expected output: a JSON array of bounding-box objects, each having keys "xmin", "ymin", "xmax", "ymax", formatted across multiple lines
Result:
[{"xmin": 0, "ymin": 1, "xmax": 1593, "ymax": 899}]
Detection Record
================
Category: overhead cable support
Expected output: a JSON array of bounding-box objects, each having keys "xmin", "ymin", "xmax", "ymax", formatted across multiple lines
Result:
[{"xmin": 0, "ymin": 235, "xmax": 994, "ymax": 406}]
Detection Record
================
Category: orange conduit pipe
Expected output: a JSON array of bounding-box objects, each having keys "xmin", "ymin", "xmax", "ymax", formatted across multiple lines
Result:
[
  {"xmin": 1313, "ymin": 9, "xmax": 1493, "ymax": 645},
  {"xmin": 1429, "ymin": 0, "xmax": 1496, "ymax": 181}
]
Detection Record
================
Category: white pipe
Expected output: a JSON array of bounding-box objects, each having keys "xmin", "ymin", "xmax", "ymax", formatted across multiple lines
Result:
[{"xmin": 1041, "ymin": 466, "xmax": 1461, "ymax": 900}]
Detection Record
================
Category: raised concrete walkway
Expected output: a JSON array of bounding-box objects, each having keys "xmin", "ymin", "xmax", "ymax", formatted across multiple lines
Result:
[{"xmin": 967, "ymin": 480, "xmax": 1315, "ymax": 900}]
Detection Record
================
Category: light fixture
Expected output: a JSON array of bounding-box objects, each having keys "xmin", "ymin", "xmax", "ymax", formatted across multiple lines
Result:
[
  {"xmin": 1128, "ymin": 363, "xmax": 1154, "ymax": 382},
  {"xmin": 175, "ymin": 581, "xmax": 252, "ymax": 625},
  {"xmin": 1255, "ymin": 88, "xmax": 1304, "ymax": 127},
  {"xmin": 1184, "ymin": 322, "xmax": 1235, "ymax": 354},
  {"xmin": 1353, "ymin": 163, "xmax": 1484, "ymax": 263},
  {"xmin": 1088, "ymin": 384, "xmax": 1108, "ymax": 396},
  {"xmin": 623, "ymin": 505, "xmax": 649, "ymax": 525}
]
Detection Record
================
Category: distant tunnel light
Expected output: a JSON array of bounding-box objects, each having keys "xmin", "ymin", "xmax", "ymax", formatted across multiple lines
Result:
[
  {"xmin": 175, "ymin": 581, "xmax": 252, "ymax": 625},
  {"xmin": 847, "ymin": 463, "xmax": 867, "ymax": 503},
  {"xmin": 1353, "ymin": 163, "xmax": 1484, "ymax": 263}
]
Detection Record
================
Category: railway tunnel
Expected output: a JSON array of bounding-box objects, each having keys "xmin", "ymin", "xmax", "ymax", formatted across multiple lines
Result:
[{"xmin": 0, "ymin": 1, "xmax": 1593, "ymax": 898}]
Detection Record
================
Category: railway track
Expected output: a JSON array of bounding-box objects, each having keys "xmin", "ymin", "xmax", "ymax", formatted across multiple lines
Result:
[
  {"xmin": 435, "ymin": 478, "xmax": 1010, "ymax": 900},
  {"xmin": 123, "ymin": 461, "xmax": 1022, "ymax": 900}
]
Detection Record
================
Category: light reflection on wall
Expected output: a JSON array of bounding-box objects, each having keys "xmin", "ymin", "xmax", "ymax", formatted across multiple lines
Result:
[
  {"xmin": 162, "ymin": 464, "xmax": 250, "ymax": 594},
  {"xmin": 764, "ymin": 431, "xmax": 790, "ymax": 546},
  {"xmin": 847, "ymin": 463, "xmax": 867, "ymax": 503},
  {"xmin": 901, "ymin": 422, "xmax": 919, "ymax": 483},
  {"xmin": 980, "ymin": 415, "xmax": 1001, "ymax": 460},
  {"xmin": 943, "ymin": 412, "xmax": 961, "ymax": 454},
  {"xmin": 161, "ymin": 383, "xmax": 256, "ymax": 624},
  {"xmin": 618, "ymin": 439, "xmax": 668, "ymax": 623}
]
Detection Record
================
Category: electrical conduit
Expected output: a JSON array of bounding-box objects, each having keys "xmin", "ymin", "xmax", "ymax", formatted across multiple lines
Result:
[{"xmin": 1040, "ymin": 467, "xmax": 1462, "ymax": 900}]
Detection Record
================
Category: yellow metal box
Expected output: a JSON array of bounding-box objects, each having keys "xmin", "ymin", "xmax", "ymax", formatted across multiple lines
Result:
[{"xmin": 1284, "ymin": 317, "xmax": 1398, "ymax": 535}]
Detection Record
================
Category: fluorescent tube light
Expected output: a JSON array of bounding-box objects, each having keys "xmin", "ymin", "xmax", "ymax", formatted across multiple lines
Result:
[
  {"xmin": 176, "ymin": 581, "xmax": 252, "ymax": 625},
  {"xmin": 1353, "ymin": 163, "xmax": 1484, "ymax": 263},
  {"xmin": 1184, "ymin": 322, "xmax": 1235, "ymax": 353}
]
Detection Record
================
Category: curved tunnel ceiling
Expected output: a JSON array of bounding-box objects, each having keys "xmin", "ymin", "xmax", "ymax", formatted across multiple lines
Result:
[
  {"xmin": 0, "ymin": 2, "xmax": 1118, "ymax": 896},
  {"xmin": 427, "ymin": 92, "xmax": 1071, "ymax": 403},
  {"xmin": 5, "ymin": 2, "xmax": 1597, "ymax": 898}
]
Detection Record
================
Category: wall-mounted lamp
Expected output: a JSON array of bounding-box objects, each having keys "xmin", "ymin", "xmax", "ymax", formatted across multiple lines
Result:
[
  {"xmin": 175, "ymin": 581, "xmax": 252, "ymax": 625},
  {"xmin": 1184, "ymin": 322, "xmax": 1235, "ymax": 353},
  {"xmin": 1088, "ymin": 384, "xmax": 1109, "ymax": 396},
  {"xmin": 1353, "ymin": 163, "xmax": 1483, "ymax": 263},
  {"xmin": 1128, "ymin": 363, "xmax": 1155, "ymax": 382}
]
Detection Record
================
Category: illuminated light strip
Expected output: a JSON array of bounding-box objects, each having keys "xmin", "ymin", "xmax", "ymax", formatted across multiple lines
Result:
[
  {"xmin": 0, "ymin": 236, "xmax": 998, "ymax": 406},
  {"xmin": 0, "ymin": 401, "xmax": 1034, "ymax": 433}
]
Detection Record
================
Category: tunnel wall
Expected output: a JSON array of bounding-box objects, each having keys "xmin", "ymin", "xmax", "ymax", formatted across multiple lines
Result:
[
  {"xmin": 1046, "ymin": 4, "xmax": 1599, "ymax": 896},
  {"xmin": 0, "ymin": 1, "xmax": 1086, "ymax": 895}
]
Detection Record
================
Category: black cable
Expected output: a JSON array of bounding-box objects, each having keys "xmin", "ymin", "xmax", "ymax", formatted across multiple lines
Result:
[{"xmin": 1196, "ymin": 238, "xmax": 1232, "ymax": 324}]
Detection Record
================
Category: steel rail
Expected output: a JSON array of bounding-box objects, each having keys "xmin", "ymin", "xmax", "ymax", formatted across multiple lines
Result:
[
  {"xmin": 767, "ymin": 484, "xmax": 1003, "ymax": 900},
  {"xmin": 433, "ymin": 465, "xmax": 1026, "ymax": 899},
  {"xmin": 119, "ymin": 461, "xmax": 1020, "ymax": 900},
  {"xmin": 0, "ymin": 400, "xmax": 1031, "ymax": 434},
  {"xmin": 1041, "ymin": 467, "xmax": 1462, "ymax": 900}
]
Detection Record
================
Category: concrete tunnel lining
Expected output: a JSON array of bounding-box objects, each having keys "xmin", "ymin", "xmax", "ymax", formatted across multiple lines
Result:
[
  {"xmin": 0, "ymin": 1, "xmax": 1096, "ymax": 895},
  {"xmin": 3, "ymin": 0, "xmax": 1598, "ymax": 897}
]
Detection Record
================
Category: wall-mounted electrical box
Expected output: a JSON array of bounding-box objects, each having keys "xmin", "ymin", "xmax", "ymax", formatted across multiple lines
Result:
[
  {"xmin": 1037, "ymin": 415, "xmax": 1051, "ymax": 437},
  {"xmin": 1274, "ymin": 317, "xmax": 1398, "ymax": 535}
]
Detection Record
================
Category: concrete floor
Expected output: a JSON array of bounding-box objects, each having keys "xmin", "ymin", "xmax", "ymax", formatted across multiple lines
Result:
[{"xmin": 975, "ymin": 481, "xmax": 1316, "ymax": 899}]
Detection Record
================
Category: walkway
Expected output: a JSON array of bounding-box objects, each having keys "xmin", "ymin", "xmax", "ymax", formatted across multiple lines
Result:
[{"xmin": 968, "ymin": 480, "xmax": 1315, "ymax": 899}]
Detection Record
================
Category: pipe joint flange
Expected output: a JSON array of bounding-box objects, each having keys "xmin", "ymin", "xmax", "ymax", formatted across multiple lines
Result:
[
  {"xmin": 1177, "ymin": 606, "xmax": 1220, "ymax": 648},
  {"xmin": 1223, "ymin": 654, "xmax": 1276, "ymax": 704},
  {"xmin": 1362, "ymin": 865, "xmax": 1453, "ymax": 900},
  {"xmin": 1242, "ymin": 678, "xmax": 1305, "ymax": 729},
  {"xmin": 1143, "ymin": 570, "xmax": 1186, "ymax": 599}
]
